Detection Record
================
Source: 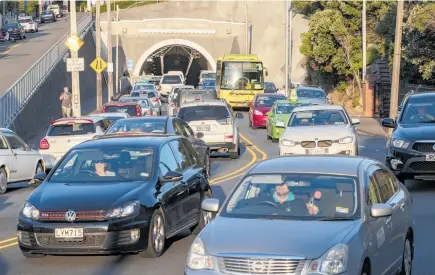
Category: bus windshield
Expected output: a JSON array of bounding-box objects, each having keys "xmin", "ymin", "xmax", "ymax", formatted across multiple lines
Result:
[{"xmin": 220, "ymin": 62, "xmax": 264, "ymax": 90}]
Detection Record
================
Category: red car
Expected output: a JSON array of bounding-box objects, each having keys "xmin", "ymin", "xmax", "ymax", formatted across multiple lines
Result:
[
  {"xmin": 248, "ymin": 93, "xmax": 286, "ymax": 128},
  {"xmin": 102, "ymin": 102, "xmax": 142, "ymax": 117}
]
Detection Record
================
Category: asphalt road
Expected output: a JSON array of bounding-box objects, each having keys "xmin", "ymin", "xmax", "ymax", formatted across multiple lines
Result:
[
  {"xmin": 0, "ymin": 13, "xmax": 86, "ymax": 97},
  {"xmin": 0, "ymin": 113, "xmax": 433, "ymax": 275}
]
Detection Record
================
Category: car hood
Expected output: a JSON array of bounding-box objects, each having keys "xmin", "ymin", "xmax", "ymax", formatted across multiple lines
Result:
[
  {"xmin": 395, "ymin": 123, "xmax": 435, "ymax": 141},
  {"xmin": 201, "ymin": 217, "xmax": 356, "ymax": 259},
  {"xmin": 28, "ymin": 181, "xmax": 146, "ymax": 211},
  {"xmin": 273, "ymin": 113, "xmax": 291, "ymax": 124},
  {"xmin": 281, "ymin": 124, "xmax": 353, "ymax": 141}
]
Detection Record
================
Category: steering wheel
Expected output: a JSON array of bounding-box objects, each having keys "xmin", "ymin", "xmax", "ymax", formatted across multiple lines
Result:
[
  {"xmin": 78, "ymin": 170, "xmax": 98, "ymax": 177},
  {"xmin": 256, "ymin": 201, "xmax": 279, "ymax": 208},
  {"xmin": 412, "ymin": 114, "xmax": 429, "ymax": 121}
]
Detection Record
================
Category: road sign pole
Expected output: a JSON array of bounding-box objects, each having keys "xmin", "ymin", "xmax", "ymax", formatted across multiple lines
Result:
[
  {"xmin": 70, "ymin": 0, "xmax": 81, "ymax": 117},
  {"xmin": 106, "ymin": 0, "xmax": 113, "ymax": 102},
  {"xmin": 115, "ymin": 5, "xmax": 119, "ymax": 95},
  {"xmin": 96, "ymin": 0, "xmax": 103, "ymax": 111}
]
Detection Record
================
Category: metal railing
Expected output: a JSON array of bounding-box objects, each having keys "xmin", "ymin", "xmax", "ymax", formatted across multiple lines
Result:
[{"xmin": 0, "ymin": 13, "xmax": 93, "ymax": 127}]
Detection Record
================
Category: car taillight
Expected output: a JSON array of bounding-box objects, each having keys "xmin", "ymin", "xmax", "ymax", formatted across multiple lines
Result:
[
  {"xmin": 102, "ymin": 107, "xmax": 106, "ymax": 113},
  {"xmin": 29, "ymin": 22, "xmax": 33, "ymax": 24},
  {"xmin": 136, "ymin": 105, "xmax": 141, "ymax": 116},
  {"xmin": 39, "ymin": 138, "xmax": 50, "ymax": 150},
  {"xmin": 152, "ymin": 98, "xmax": 159, "ymax": 102},
  {"xmin": 170, "ymin": 103, "xmax": 175, "ymax": 107},
  {"xmin": 225, "ymin": 135, "xmax": 233, "ymax": 141},
  {"xmin": 254, "ymin": 110, "xmax": 263, "ymax": 116},
  {"xmin": 218, "ymin": 118, "xmax": 232, "ymax": 125}
]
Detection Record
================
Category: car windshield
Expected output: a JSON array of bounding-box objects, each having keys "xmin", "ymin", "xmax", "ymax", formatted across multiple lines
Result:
[
  {"xmin": 48, "ymin": 123, "xmax": 95, "ymax": 136},
  {"xmin": 256, "ymin": 96, "xmax": 284, "ymax": 107},
  {"xmin": 275, "ymin": 103, "xmax": 296, "ymax": 114},
  {"xmin": 106, "ymin": 119, "xmax": 166, "ymax": 134},
  {"xmin": 162, "ymin": 75, "xmax": 182, "ymax": 84},
  {"xmin": 49, "ymin": 147, "xmax": 154, "ymax": 183},
  {"xmin": 221, "ymin": 62, "xmax": 264, "ymax": 90},
  {"xmin": 134, "ymin": 84, "xmax": 152, "ymax": 91},
  {"xmin": 288, "ymin": 109, "xmax": 348, "ymax": 126},
  {"xmin": 105, "ymin": 105, "xmax": 137, "ymax": 116},
  {"xmin": 42, "ymin": 11, "xmax": 51, "ymax": 15},
  {"xmin": 222, "ymin": 173, "xmax": 359, "ymax": 220},
  {"xmin": 265, "ymin": 83, "xmax": 276, "ymax": 90},
  {"xmin": 178, "ymin": 106, "xmax": 230, "ymax": 122},
  {"xmin": 201, "ymin": 72, "xmax": 216, "ymax": 79},
  {"xmin": 297, "ymin": 88, "xmax": 326, "ymax": 99},
  {"xmin": 400, "ymin": 99, "xmax": 435, "ymax": 124},
  {"xmin": 5, "ymin": 23, "xmax": 19, "ymax": 28}
]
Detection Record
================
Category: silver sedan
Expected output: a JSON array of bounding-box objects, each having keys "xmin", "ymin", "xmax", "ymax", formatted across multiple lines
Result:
[{"xmin": 185, "ymin": 155, "xmax": 414, "ymax": 275}]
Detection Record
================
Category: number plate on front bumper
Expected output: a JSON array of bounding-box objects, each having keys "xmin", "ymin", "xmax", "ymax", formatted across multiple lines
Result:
[
  {"xmin": 426, "ymin": 154, "xmax": 435, "ymax": 161},
  {"xmin": 196, "ymin": 125, "xmax": 210, "ymax": 131},
  {"xmin": 55, "ymin": 228, "xmax": 83, "ymax": 239},
  {"xmin": 307, "ymin": 148, "xmax": 328, "ymax": 154}
]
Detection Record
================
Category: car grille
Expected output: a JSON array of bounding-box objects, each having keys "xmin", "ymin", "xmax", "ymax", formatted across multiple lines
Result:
[
  {"xmin": 218, "ymin": 257, "xmax": 305, "ymax": 274},
  {"xmin": 409, "ymin": 162, "xmax": 435, "ymax": 172},
  {"xmin": 35, "ymin": 233, "xmax": 106, "ymax": 248},
  {"xmin": 39, "ymin": 210, "xmax": 106, "ymax": 222},
  {"xmin": 317, "ymin": 140, "xmax": 332, "ymax": 147},
  {"xmin": 412, "ymin": 142, "xmax": 435, "ymax": 153},
  {"xmin": 301, "ymin": 141, "xmax": 315, "ymax": 148}
]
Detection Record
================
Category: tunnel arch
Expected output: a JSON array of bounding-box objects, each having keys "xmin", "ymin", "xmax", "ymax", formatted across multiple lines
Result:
[{"xmin": 133, "ymin": 39, "xmax": 216, "ymax": 76}]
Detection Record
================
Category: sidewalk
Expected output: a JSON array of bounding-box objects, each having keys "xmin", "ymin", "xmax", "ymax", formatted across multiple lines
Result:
[{"xmin": 352, "ymin": 117, "xmax": 389, "ymax": 137}]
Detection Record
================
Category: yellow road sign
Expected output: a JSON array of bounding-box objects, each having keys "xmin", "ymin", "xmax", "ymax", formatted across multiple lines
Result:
[
  {"xmin": 65, "ymin": 33, "xmax": 84, "ymax": 52},
  {"xmin": 90, "ymin": 57, "xmax": 107, "ymax": 74}
]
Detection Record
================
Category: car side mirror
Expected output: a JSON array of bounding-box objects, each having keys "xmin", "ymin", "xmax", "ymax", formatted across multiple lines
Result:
[
  {"xmin": 381, "ymin": 118, "xmax": 395, "ymax": 128},
  {"xmin": 236, "ymin": 113, "xmax": 243, "ymax": 119},
  {"xmin": 201, "ymin": 198, "xmax": 220, "ymax": 213},
  {"xmin": 351, "ymin": 118, "xmax": 360, "ymax": 125},
  {"xmin": 161, "ymin": 171, "xmax": 183, "ymax": 183},
  {"xmin": 370, "ymin": 204, "xmax": 392, "ymax": 218},
  {"xmin": 196, "ymin": 132, "xmax": 204, "ymax": 139}
]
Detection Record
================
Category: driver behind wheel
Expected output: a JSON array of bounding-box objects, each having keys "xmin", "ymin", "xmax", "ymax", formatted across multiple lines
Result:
[
  {"xmin": 270, "ymin": 183, "xmax": 309, "ymax": 214},
  {"xmin": 410, "ymin": 105, "xmax": 435, "ymax": 121},
  {"xmin": 94, "ymin": 161, "xmax": 115, "ymax": 176}
]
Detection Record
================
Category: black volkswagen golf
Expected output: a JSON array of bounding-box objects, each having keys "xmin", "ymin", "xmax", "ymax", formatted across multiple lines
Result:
[{"xmin": 17, "ymin": 135, "xmax": 212, "ymax": 258}]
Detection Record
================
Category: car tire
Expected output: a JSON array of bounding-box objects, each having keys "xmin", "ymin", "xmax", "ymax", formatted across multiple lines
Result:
[
  {"xmin": 35, "ymin": 162, "xmax": 44, "ymax": 175},
  {"xmin": 0, "ymin": 168, "xmax": 7, "ymax": 195},
  {"xmin": 266, "ymin": 130, "xmax": 271, "ymax": 140},
  {"xmin": 400, "ymin": 235, "xmax": 413, "ymax": 275},
  {"xmin": 230, "ymin": 142, "xmax": 240, "ymax": 159},
  {"xmin": 140, "ymin": 209, "xmax": 166, "ymax": 258},
  {"xmin": 21, "ymin": 250, "xmax": 45, "ymax": 258},
  {"xmin": 361, "ymin": 260, "xmax": 370, "ymax": 275},
  {"xmin": 23, "ymin": 35, "xmax": 26, "ymax": 39},
  {"xmin": 272, "ymin": 138, "xmax": 279, "ymax": 143},
  {"xmin": 36, "ymin": 28, "xmax": 38, "ymax": 32},
  {"xmin": 191, "ymin": 193, "xmax": 212, "ymax": 235}
]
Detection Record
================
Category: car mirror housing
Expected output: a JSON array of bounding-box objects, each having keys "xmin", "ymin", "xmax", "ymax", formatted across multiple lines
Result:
[
  {"xmin": 381, "ymin": 118, "xmax": 395, "ymax": 128},
  {"xmin": 201, "ymin": 198, "xmax": 219, "ymax": 212},
  {"xmin": 370, "ymin": 204, "xmax": 393, "ymax": 218},
  {"xmin": 161, "ymin": 171, "xmax": 183, "ymax": 183}
]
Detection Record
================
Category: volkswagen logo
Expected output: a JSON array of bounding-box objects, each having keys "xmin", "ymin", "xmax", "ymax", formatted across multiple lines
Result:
[
  {"xmin": 64, "ymin": 210, "xmax": 76, "ymax": 222},
  {"xmin": 251, "ymin": 261, "xmax": 266, "ymax": 272}
]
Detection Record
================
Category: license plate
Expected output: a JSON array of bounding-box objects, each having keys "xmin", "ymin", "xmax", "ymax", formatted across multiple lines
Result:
[
  {"xmin": 308, "ymin": 148, "xmax": 327, "ymax": 154},
  {"xmin": 55, "ymin": 228, "xmax": 83, "ymax": 239},
  {"xmin": 426, "ymin": 154, "xmax": 435, "ymax": 161},
  {"xmin": 196, "ymin": 125, "xmax": 210, "ymax": 131}
]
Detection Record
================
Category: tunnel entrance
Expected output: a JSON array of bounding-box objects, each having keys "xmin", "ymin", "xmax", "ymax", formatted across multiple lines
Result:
[{"xmin": 139, "ymin": 45, "xmax": 210, "ymax": 87}]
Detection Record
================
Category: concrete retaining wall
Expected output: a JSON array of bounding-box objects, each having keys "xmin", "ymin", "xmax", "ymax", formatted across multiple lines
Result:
[{"xmin": 9, "ymin": 30, "xmax": 108, "ymax": 143}]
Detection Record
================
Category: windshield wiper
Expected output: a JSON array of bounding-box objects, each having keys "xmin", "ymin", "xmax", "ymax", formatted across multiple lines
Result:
[
  {"xmin": 315, "ymin": 217, "xmax": 354, "ymax": 221},
  {"xmin": 419, "ymin": 120, "xmax": 435, "ymax": 123}
]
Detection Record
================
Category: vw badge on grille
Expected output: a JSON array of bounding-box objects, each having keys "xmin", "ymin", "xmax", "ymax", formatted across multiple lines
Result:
[
  {"xmin": 65, "ymin": 210, "xmax": 76, "ymax": 222},
  {"xmin": 251, "ymin": 261, "xmax": 266, "ymax": 272}
]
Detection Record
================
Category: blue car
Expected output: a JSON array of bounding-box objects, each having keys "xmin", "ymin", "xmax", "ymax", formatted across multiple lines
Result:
[{"xmin": 199, "ymin": 79, "xmax": 215, "ymax": 89}]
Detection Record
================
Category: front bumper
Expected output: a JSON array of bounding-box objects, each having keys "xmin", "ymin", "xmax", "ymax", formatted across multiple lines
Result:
[
  {"xmin": 8, "ymin": 32, "xmax": 21, "ymax": 38},
  {"xmin": 280, "ymin": 143, "xmax": 356, "ymax": 156},
  {"xmin": 23, "ymin": 25, "xmax": 36, "ymax": 32},
  {"xmin": 386, "ymin": 146, "xmax": 435, "ymax": 180},
  {"xmin": 252, "ymin": 114, "xmax": 267, "ymax": 127},
  {"xmin": 41, "ymin": 17, "xmax": 54, "ymax": 21},
  {"xmin": 17, "ymin": 216, "xmax": 149, "ymax": 255}
]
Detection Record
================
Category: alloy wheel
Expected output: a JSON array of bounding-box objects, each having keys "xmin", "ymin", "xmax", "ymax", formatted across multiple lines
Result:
[
  {"xmin": 36, "ymin": 164, "xmax": 44, "ymax": 174},
  {"xmin": 0, "ymin": 170, "xmax": 7, "ymax": 194},
  {"xmin": 152, "ymin": 215, "xmax": 165, "ymax": 253}
]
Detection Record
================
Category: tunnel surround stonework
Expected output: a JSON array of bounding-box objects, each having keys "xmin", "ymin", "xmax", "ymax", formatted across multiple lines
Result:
[{"xmin": 133, "ymin": 39, "xmax": 216, "ymax": 76}]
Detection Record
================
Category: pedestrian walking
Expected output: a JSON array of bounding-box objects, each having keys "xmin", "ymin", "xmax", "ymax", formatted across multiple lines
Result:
[{"xmin": 59, "ymin": 87, "xmax": 72, "ymax": 117}]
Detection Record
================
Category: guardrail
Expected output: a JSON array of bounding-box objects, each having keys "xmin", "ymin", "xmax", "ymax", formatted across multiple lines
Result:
[{"xmin": 0, "ymin": 13, "xmax": 93, "ymax": 127}]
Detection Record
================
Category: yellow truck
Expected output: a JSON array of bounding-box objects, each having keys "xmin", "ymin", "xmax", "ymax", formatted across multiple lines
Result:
[{"xmin": 216, "ymin": 54, "xmax": 267, "ymax": 108}]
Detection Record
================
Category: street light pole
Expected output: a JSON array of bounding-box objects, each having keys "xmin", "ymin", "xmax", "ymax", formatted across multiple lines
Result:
[
  {"xmin": 362, "ymin": 0, "xmax": 367, "ymax": 81},
  {"xmin": 288, "ymin": 0, "xmax": 293, "ymax": 86},
  {"xmin": 115, "ymin": 4, "xmax": 119, "ymax": 95},
  {"xmin": 389, "ymin": 0, "xmax": 404, "ymax": 119},
  {"xmin": 106, "ymin": 0, "xmax": 113, "ymax": 101},
  {"xmin": 70, "ymin": 0, "xmax": 81, "ymax": 117},
  {"xmin": 285, "ymin": 0, "xmax": 289, "ymax": 94},
  {"xmin": 245, "ymin": 5, "xmax": 248, "ymax": 54},
  {"xmin": 96, "ymin": 0, "xmax": 102, "ymax": 111}
]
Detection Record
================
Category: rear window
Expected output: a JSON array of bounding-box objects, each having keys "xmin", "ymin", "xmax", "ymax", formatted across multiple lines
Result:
[
  {"xmin": 42, "ymin": 11, "xmax": 52, "ymax": 15},
  {"xmin": 177, "ymin": 91, "xmax": 217, "ymax": 106},
  {"xmin": 297, "ymin": 88, "xmax": 326, "ymax": 99},
  {"xmin": 178, "ymin": 105, "xmax": 230, "ymax": 122},
  {"xmin": 48, "ymin": 123, "xmax": 95, "ymax": 136},
  {"xmin": 162, "ymin": 75, "xmax": 182, "ymax": 84},
  {"xmin": 202, "ymin": 80, "xmax": 215, "ymax": 87},
  {"xmin": 255, "ymin": 96, "xmax": 284, "ymax": 107},
  {"xmin": 19, "ymin": 19, "xmax": 32, "ymax": 23},
  {"xmin": 4, "ymin": 23, "xmax": 19, "ymax": 28},
  {"xmin": 201, "ymin": 72, "xmax": 216, "ymax": 79},
  {"xmin": 107, "ymin": 119, "xmax": 167, "ymax": 134},
  {"xmin": 105, "ymin": 105, "xmax": 137, "ymax": 116}
]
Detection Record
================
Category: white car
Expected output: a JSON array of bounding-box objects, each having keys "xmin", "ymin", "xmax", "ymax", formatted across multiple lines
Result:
[
  {"xmin": 168, "ymin": 85, "xmax": 195, "ymax": 116},
  {"xmin": 88, "ymin": 112, "xmax": 130, "ymax": 123},
  {"xmin": 279, "ymin": 105, "xmax": 360, "ymax": 156},
  {"xmin": 0, "ymin": 128, "xmax": 45, "ymax": 194},
  {"xmin": 158, "ymin": 74, "xmax": 184, "ymax": 97},
  {"xmin": 198, "ymin": 70, "xmax": 216, "ymax": 86},
  {"xmin": 177, "ymin": 100, "xmax": 241, "ymax": 159},
  {"xmin": 39, "ymin": 117, "xmax": 111, "ymax": 170},
  {"xmin": 18, "ymin": 16, "xmax": 38, "ymax": 33}
]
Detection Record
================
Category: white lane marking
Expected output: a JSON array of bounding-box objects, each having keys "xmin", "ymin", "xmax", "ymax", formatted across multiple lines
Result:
[{"xmin": 358, "ymin": 145, "xmax": 365, "ymax": 148}]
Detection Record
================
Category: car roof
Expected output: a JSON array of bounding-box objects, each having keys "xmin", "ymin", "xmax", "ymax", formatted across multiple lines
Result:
[
  {"xmin": 249, "ymin": 155, "xmax": 367, "ymax": 177},
  {"xmin": 407, "ymin": 92, "xmax": 435, "ymax": 100},
  {"xmin": 76, "ymin": 135, "xmax": 180, "ymax": 149},
  {"xmin": 257, "ymin": 93, "xmax": 283, "ymax": 98},
  {"xmin": 292, "ymin": 104, "xmax": 344, "ymax": 112},
  {"xmin": 105, "ymin": 101, "xmax": 138, "ymax": 106},
  {"xmin": 115, "ymin": 116, "xmax": 169, "ymax": 123},
  {"xmin": 88, "ymin": 112, "xmax": 128, "ymax": 117},
  {"xmin": 19, "ymin": 16, "xmax": 32, "ymax": 19},
  {"xmin": 297, "ymin": 85, "xmax": 324, "ymax": 91},
  {"xmin": 180, "ymin": 100, "xmax": 227, "ymax": 107},
  {"xmin": 51, "ymin": 116, "xmax": 105, "ymax": 125}
]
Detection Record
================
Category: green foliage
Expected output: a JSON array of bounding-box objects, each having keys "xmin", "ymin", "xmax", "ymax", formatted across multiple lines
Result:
[{"xmin": 336, "ymin": 81, "xmax": 348, "ymax": 94}]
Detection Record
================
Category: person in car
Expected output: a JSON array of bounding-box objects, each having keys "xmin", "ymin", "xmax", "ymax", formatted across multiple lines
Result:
[
  {"xmin": 270, "ymin": 183, "xmax": 312, "ymax": 214},
  {"xmin": 410, "ymin": 105, "xmax": 435, "ymax": 121},
  {"xmin": 94, "ymin": 161, "xmax": 115, "ymax": 176}
]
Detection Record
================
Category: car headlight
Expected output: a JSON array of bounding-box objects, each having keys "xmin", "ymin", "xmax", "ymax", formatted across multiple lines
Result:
[
  {"xmin": 307, "ymin": 243, "xmax": 348, "ymax": 274},
  {"xmin": 254, "ymin": 110, "xmax": 262, "ymax": 116},
  {"xmin": 21, "ymin": 202, "xmax": 40, "ymax": 220},
  {"xmin": 105, "ymin": 200, "xmax": 140, "ymax": 219},
  {"xmin": 338, "ymin": 136, "xmax": 354, "ymax": 144},
  {"xmin": 392, "ymin": 139, "xmax": 410, "ymax": 149},
  {"xmin": 186, "ymin": 237, "xmax": 213, "ymax": 270},
  {"xmin": 275, "ymin": 120, "xmax": 285, "ymax": 127},
  {"xmin": 281, "ymin": 139, "xmax": 295, "ymax": 146}
]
